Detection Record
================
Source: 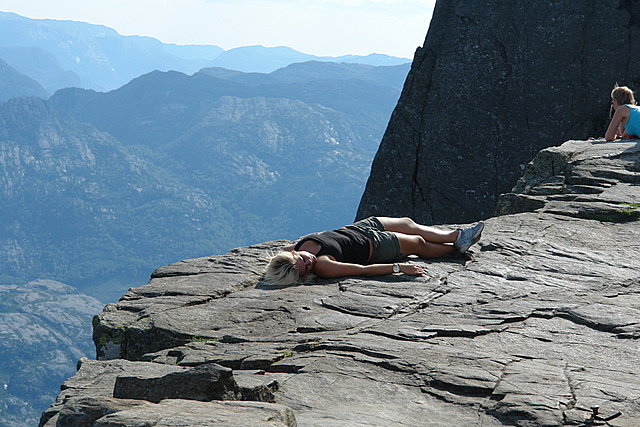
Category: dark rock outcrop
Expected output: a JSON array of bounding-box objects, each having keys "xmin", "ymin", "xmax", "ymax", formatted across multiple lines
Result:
[
  {"xmin": 41, "ymin": 139, "xmax": 640, "ymax": 426},
  {"xmin": 357, "ymin": 0, "xmax": 640, "ymax": 225},
  {"xmin": 112, "ymin": 363, "xmax": 241, "ymax": 403}
]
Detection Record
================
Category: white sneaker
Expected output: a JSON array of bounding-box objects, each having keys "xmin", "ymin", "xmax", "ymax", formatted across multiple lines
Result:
[{"xmin": 454, "ymin": 221, "xmax": 484, "ymax": 253}]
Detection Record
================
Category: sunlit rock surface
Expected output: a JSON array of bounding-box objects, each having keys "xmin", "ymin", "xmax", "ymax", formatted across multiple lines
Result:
[{"xmin": 42, "ymin": 140, "xmax": 640, "ymax": 426}]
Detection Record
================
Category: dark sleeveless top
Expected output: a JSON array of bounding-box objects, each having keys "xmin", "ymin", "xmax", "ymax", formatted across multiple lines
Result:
[{"xmin": 294, "ymin": 228, "xmax": 370, "ymax": 264}]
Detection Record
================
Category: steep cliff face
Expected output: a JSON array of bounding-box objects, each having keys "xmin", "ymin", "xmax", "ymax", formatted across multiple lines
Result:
[
  {"xmin": 41, "ymin": 139, "xmax": 640, "ymax": 426},
  {"xmin": 357, "ymin": 0, "xmax": 640, "ymax": 225}
]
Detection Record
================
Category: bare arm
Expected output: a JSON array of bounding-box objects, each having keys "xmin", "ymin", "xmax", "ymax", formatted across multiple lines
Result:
[
  {"xmin": 313, "ymin": 257, "xmax": 425, "ymax": 278},
  {"xmin": 605, "ymin": 106, "xmax": 629, "ymax": 141}
]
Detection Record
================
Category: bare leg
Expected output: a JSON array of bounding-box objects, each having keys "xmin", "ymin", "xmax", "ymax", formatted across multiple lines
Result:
[
  {"xmin": 376, "ymin": 217, "xmax": 459, "ymax": 244},
  {"xmin": 395, "ymin": 233, "xmax": 457, "ymax": 259}
]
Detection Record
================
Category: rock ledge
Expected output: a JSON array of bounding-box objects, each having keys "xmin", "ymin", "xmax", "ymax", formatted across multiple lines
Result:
[{"xmin": 42, "ymin": 140, "xmax": 640, "ymax": 426}]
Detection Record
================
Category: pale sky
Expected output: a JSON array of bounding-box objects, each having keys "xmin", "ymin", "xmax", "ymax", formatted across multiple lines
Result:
[{"xmin": 0, "ymin": 0, "xmax": 436, "ymax": 59}]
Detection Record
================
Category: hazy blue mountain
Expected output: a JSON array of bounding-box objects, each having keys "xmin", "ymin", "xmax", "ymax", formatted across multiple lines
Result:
[
  {"xmin": 0, "ymin": 280, "xmax": 103, "ymax": 426},
  {"xmin": 2, "ymin": 60, "xmax": 409, "ymax": 297},
  {"xmin": 50, "ymin": 61, "xmax": 408, "ymax": 150},
  {"xmin": 158, "ymin": 94, "xmax": 375, "ymax": 232},
  {"xmin": 0, "ymin": 61, "xmax": 409, "ymax": 300},
  {"xmin": 331, "ymin": 52, "xmax": 417, "ymax": 66},
  {"xmin": 0, "ymin": 11, "xmax": 410, "ymax": 92},
  {"xmin": 0, "ymin": 57, "xmax": 49, "ymax": 100},
  {"xmin": 0, "ymin": 96, "xmax": 244, "ymax": 302},
  {"xmin": 0, "ymin": 11, "xmax": 223, "ymax": 91},
  {"xmin": 201, "ymin": 60, "xmax": 410, "ymax": 89},
  {"xmin": 209, "ymin": 45, "xmax": 316, "ymax": 73},
  {"xmin": 48, "ymin": 70, "xmax": 253, "ymax": 149},
  {"xmin": 208, "ymin": 45, "xmax": 411, "ymax": 73},
  {"xmin": 48, "ymin": 62, "xmax": 409, "ymax": 240},
  {"xmin": 161, "ymin": 43, "xmax": 224, "ymax": 61},
  {"xmin": 0, "ymin": 46, "xmax": 81, "ymax": 94}
]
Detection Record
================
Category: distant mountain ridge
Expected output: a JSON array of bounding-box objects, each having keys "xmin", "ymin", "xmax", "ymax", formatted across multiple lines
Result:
[
  {"xmin": 0, "ymin": 46, "xmax": 81, "ymax": 94},
  {"xmin": 3, "ymin": 60, "xmax": 409, "ymax": 301},
  {"xmin": 0, "ymin": 96, "xmax": 243, "ymax": 301},
  {"xmin": 0, "ymin": 57, "xmax": 48, "ymax": 100},
  {"xmin": 51, "ymin": 61, "xmax": 407, "ymax": 151},
  {"xmin": 0, "ymin": 11, "xmax": 410, "ymax": 93}
]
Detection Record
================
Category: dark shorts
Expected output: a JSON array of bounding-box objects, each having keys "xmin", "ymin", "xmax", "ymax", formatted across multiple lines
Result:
[{"xmin": 345, "ymin": 217, "xmax": 401, "ymax": 264}]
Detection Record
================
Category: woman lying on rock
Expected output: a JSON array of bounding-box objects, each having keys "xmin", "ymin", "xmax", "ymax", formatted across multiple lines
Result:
[
  {"xmin": 265, "ymin": 216, "xmax": 484, "ymax": 286},
  {"xmin": 605, "ymin": 84, "xmax": 640, "ymax": 141}
]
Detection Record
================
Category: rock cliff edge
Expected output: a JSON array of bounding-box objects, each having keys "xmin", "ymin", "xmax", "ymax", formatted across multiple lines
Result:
[{"xmin": 41, "ymin": 139, "xmax": 640, "ymax": 426}]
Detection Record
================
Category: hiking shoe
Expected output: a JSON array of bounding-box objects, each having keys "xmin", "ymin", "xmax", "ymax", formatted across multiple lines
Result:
[{"xmin": 454, "ymin": 221, "xmax": 484, "ymax": 253}]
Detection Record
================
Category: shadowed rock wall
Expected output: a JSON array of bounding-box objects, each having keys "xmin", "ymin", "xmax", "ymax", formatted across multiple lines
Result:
[{"xmin": 357, "ymin": 0, "xmax": 640, "ymax": 225}]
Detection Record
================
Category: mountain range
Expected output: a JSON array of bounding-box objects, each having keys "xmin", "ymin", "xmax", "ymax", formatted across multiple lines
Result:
[
  {"xmin": 0, "ymin": 10, "xmax": 410, "ymax": 95},
  {"xmin": 2, "ymin": 59, "xmax": 409, "ymax": 302}
]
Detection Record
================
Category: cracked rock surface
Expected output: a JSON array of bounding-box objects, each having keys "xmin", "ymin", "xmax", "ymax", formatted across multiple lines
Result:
[{"xmin": 42, "ymin": 140, "xmax": 640, "ymax": 426}]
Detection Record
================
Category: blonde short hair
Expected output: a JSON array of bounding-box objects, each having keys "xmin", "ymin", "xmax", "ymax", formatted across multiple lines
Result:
[
  {"xmin": 264, "ymin": 251, "xmax": 300, "ymax": 286},
  {"xmin": 611, "ymin": 85, "xmax": 637, "ymax": 106}
]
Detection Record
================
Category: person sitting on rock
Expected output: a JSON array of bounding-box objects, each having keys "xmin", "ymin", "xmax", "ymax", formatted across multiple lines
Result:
[
  {"xmin": 605, "ymin": 84, "xmax": 640, "ymax": 141},
  {"xmin": 264, "ymin": 216, "xmax": 484, "ymax": 286}
]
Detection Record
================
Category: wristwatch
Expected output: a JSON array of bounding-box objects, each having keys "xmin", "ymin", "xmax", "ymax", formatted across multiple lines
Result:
[{"xmin": 392, "ymin": 263, "xmax": 401, "ymax": 273}]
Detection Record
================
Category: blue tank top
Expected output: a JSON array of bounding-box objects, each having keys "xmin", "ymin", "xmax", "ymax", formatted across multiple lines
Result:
[{"xmin": 624, "ymin": 104, "xmax": 640, "ymax": 137}]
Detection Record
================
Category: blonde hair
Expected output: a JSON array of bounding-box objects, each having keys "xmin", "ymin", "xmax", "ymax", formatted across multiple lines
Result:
[
  {"xmin": 264, "ymin": 251, "xmax": 300, "ymax": 286},
  {"xmin": 611, "ymin": 85, "xmax": 637, "ymax": 106}
]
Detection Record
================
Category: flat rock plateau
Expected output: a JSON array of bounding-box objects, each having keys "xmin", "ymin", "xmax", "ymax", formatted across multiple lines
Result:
[{"xmin": 41, "ymin": 140, "xmax": 640, "ymax": 426}]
